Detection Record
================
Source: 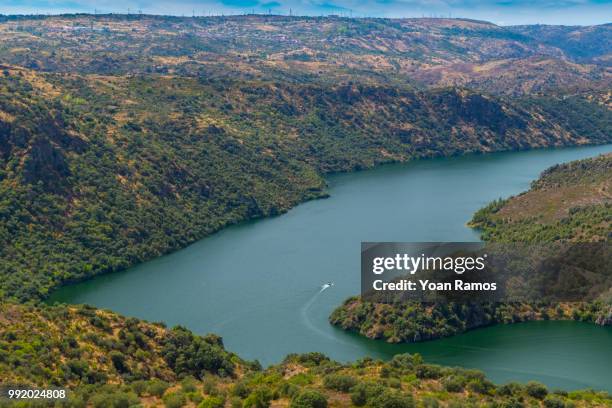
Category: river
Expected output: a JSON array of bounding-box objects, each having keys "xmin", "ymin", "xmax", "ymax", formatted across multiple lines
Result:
[{"xmin": 49, "ymin": 144, "xmax": 612, "ymax": 392}]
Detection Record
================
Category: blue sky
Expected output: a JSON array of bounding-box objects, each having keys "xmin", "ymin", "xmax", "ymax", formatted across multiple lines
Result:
[{"xmin": 1, "ymin": 0, "xmax": 611, "ymax": 25}]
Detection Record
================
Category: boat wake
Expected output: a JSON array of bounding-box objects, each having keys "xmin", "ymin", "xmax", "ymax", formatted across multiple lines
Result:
[{"xmin": 300, "ymin": 284, "xmax": 353, "ymax": 346}]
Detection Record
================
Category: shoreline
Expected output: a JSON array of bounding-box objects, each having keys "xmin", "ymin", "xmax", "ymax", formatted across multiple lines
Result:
[{"xmin": 44, "ymin": 142, "xmax": 612, "ymax": 305}]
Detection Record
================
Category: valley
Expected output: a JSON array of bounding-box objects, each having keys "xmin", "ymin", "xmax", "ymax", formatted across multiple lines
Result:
[
  {"xmin": 0, "ymin": 13, "xmax": 610, "ymax": 407},
  {"xmin": 49, "ymin": 145, "xmax": 612, "ymax": 391}
]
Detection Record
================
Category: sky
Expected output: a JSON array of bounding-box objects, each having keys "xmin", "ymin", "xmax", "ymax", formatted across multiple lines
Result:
[{"xmin": 1, "ymin": 0, "xmax": 611, "ymax": 25}]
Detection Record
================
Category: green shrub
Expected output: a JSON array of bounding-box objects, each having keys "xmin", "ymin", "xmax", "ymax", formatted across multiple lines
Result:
[
  {"xmin": 162, "ymin": 327, "xmax": 234, "ymax": 378},
  {"xmin": 322, "ymin": 374, "xmax": 357, "ymax": 392},
  {"xmin": 285, "ymin": 352, "xmax": 330, "ymax": 367},
  {"xmin": 130, "ymin": 379, "xmax": 148, "ymax": 396},
  {"xmin": 390, "ymin": 354, "xmax": 421, "ymax": 370},
  {"xmin": 498, "ymin": 383, "xmax": 523, "ymax": 397},
  {"xmin": 231, "ymin": 380, "xmax": 251, "ymax": 398},
  {"xmin": 288, "ymin": 373, "xmax": 315, "ymax": 386},
  {"xmin": 350, "ymin": 383, "xmax": 368, "ymax": 406},
  {"xmin": 181, "ymin": 375, "xmax": 198, "ymax": 393},
  {"xmin": 89, "ymin": 390, "xmax": 139, "ymax": 408},
  {"xmin": 290, "ymin": 389, "xmax": 327, "ymax": 408},
  {"xmin": 415, "ymin": 365, "xmax": 443, "ymax": 379},
  {"xmin": 203, "ymin": 375, "xmax": 219, "ymax": 395},
  {"xmin": 198, "ymin": 395, "xmax": 225, "ymax": 408},
  {"xmin": 147, "ymin": 379, "xmax": 170, "ymax": 397},
  {"xmin": 543, "ymin": 396, "xmax": 567, "ymax": 408},
  {"xmin": 442, "ymin": 375, "xmax": 467, "ymax": 393},
  {"xmin": 163, "ymin": 391, "xmax": 187, "ymax": 408},
  {"xmin": 369, "ymin": 389, "xmax": 414, "ymax": 408},
  {"xmin": 466, "ymin": 378, "xmax": 495, "ymax": 395},
  {"xmin": 278, "ymin": 382, "xmax": 300, "ymax": 398},
  {"xmin": 421, "ymin": 396, "xmax": 440, "ymax": 408},
  {"xmin": 386, "ymin": 377, "xmax": 402, "ymax": 389},
  {"xmin": 229, "ymin": 397, "xmax": 243, "ymax": 408},
  {"xmin": 243, "ymin": 386, "xmax": 273, "ymax": 408},
  {"xmin": 188, "ymin": 391, "xmax": 204, "ymax": 404},
  {"xmin": 501, "ymin": 397, "xmax": 526, "ymax": 408},
  {"xmin": 526, "ymin": 382, "xmax": 548, "ymax": 400},
  {"xmin": 380, "ymin": 366, "xmax": 392, "ymax": 378},
  {"xmin": 66, "ymin": 359, "xmax": 89, "ymax": 378},
  {"xmin": 350, "ymin": 382, "xmax": 385, "ymax": 406}
]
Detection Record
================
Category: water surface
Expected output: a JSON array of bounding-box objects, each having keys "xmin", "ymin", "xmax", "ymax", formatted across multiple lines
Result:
[{"xmin": 50, "ymin": 145, "xmax": 612, "ymax": 391}]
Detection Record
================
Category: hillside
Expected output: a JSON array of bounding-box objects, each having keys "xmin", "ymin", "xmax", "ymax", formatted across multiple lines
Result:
[
  {"xmin": 2, "ymin": 67, "xmax": 610, "ymax": 302},
  {"xmin": 2, "ymin": 303, "xmax": 611, "ymax": 407},
  {"xmin": 471, "ymin": 153, "xmax": 611, "ymax": 242},
  {"xmin": 507, "ymin": 24, "xmax": 612, "ymax": 63},
  {"xmin": 0, "ymin": 303, "xmax": 242, "ymax": 388},
  {"xmin": 329, "ymin": 154, "xmax": 612, "ymax": 342},
  {"xmin": 0, "ymin": 15, "xmax": 609, "ymax": 94}
]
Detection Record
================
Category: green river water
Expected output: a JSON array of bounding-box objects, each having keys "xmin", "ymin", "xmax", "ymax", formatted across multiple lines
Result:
[{"xmin": 49, "ymin": 145, "xmax": 612, "ymax": 392}]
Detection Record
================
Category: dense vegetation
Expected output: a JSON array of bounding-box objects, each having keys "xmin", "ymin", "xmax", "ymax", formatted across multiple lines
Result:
[
  {"xmin": 471, "ymin": 154, "xmax": 611, "ymax": 242},
  {"xmin": 0, "ymin": 16, "xmax": 609, "ymax": 303},
  {"xmin": 0, "ymin": 13, "xmax": 611, "ymax": 406},
  {"xmin": 330, "ymin": 154, "xmax": 612, "ymax": 342},
  {"xmin": 2, "ymin": 305, "xmax": 611, "ymax": 406},
  {"xmin": 2, "ymin": 68, "xmax": 610, "ymax": 303},
  {"xmin": 0, "ymin": 303, "xmax": 241, "ymax": 388}
]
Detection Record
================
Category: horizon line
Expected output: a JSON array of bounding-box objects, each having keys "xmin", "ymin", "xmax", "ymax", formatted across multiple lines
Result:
[{"xmin": 1, "ymin": 12, "xmax": 610, "ymax": 27}]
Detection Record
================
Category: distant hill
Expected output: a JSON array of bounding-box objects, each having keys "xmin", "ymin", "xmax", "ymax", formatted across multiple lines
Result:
[
  {"xmin": 507, "ymin": 24, "xmax": 612, "ymax": 63},
  {"xmin": 0, "ymin": 15, "xmax": 609, "ymax": 94}
]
